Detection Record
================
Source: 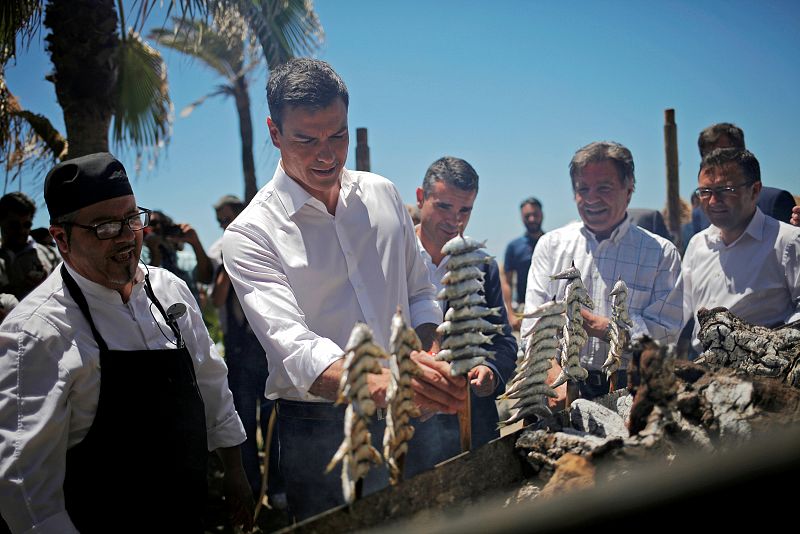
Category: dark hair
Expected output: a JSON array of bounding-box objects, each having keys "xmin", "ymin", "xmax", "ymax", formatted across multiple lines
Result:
[
  {"xmin": 520, "ymin": 197, "xmax": 542, "ymax": 210},
  {"xmin": 267, "ymin": 58, "xmax": 349, "ymax": 132},
  {"xmin": 421, "ymin": 157, "xmax": 479, "ymax": 198},
  {"xmin": 699, "ymin": 147, "xmax": 761, "ymax": 183},
  {"xmin": 698, "ymin": 123, "xmax": 745, "ymax": 157},
  {"xmin": 0, "ymin": 192, "xmax": 36, "ymax": 218},
  {"xmin": 569, "ymin": 141, "xmax": 635, "ymax": 191}
]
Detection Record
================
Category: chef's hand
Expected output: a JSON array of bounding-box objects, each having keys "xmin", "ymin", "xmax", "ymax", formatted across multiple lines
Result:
[
  {"xmin": 546, "ymin": 360, "xmax": 567, "ymax": 410},
  {"xmin": 218, "ymin": 447, "xmax": 255, "ymax": 532},
  {"xmin": 468, "ymin": 365, "xmax": 497, "ymax": 397},
  {"xmin": 410, "ymin": 351, "xmax": 467, "ymax": 419}
]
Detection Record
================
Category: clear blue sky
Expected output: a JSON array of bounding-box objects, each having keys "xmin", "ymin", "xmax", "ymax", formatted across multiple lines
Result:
[{"xmin": 5, "ymin": 0, "xmax": 799, "ymax": 259}]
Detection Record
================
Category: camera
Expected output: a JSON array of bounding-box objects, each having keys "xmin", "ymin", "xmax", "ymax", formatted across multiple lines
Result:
[{"xmin": 163, "ymin": 224, "xmax": 184, "ymax": 237}]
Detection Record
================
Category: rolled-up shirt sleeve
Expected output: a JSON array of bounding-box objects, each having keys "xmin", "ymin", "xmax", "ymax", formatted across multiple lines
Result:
[
  {"xmin": 521, "ymin": 234, "xmax": 554, "ymax": 335},
  {"xmin": 223, "ymin": 225, "xmax": 345, "ymax": 400}
]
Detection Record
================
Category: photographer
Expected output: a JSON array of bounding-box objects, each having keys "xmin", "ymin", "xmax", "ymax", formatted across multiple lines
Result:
[{"xmin": 144, "ymin": 210, "xmax": 213, "ymax": 305}]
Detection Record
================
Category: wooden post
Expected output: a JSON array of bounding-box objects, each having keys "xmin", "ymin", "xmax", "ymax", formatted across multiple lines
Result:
[
  {"xmin": 458, "ymin": 384, "xmax": 472, "ymax": 452},
  {"xmin": 663, "ymin": 109, "xmax": 682, "ymax": 250},
  {"xmin": 356, "ymin": 127, "xmax": 370, "ymax": 172}
]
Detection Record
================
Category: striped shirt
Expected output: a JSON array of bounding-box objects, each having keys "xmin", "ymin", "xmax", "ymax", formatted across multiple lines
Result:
[{"xmin": 522, "ymin": 217, "xmax": 684, "ymax": 370}]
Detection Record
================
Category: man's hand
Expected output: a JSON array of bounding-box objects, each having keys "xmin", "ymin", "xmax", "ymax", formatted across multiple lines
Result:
[
  {"xmin": 791, "ymin": 205, "xmax": 800, "ymax": 227},
  {"xmin": 178, "ymin": 223, "xmax": 201, "ymax": 247},
  {"xmin": 508, "ymin": 313, "xmax": 522, "ymax": 332},
  {"xmin": 546, "ymin": 359, "xmax": 566, "ymax": 410},
  {"xmin": 218, "ymin": 446, "xmax": 255, "ymax": 532},
  {"xmin": 580, "ymin": 308, "xmax": 611, "ymax": 340},
  {"xmin": 468, "ymin": 365, "xmax": 497, "ymax": 397},
  {"xmin": 410, "ymin": 351, "xmax": 467, "ymax": 418}
]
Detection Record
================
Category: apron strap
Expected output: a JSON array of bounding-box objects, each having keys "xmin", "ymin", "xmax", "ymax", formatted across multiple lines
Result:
[{"xmin": 60, "ymin": 264, "xmax": 110, "ymax": 352}]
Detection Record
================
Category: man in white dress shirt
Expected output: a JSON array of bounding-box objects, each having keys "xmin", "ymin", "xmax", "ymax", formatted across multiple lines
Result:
[
  {"xmin": 523, "ymin": 141, "xmax": 683, "ymax": 403},
  {"xmin": 223, "ymin": 58, "xmax": 466, "ymax": 520},
  {"xmin": 0, "ymin": 153, "xmax": 252, "ymax": 533},
  {"xmin": 682, "ymin": 148, "xmax": 800, "ymax": 350}
]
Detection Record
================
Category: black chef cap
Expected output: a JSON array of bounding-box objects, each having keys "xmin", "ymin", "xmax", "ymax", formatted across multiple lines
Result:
[{"xmin": 44, "ymin": 153, "xmax": 134, "ymax": 221}]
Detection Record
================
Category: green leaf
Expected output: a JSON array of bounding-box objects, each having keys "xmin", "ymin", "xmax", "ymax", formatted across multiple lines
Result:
[{"xmin": 112, "ymin": 29, "xmax": 172, "ymax": 164}]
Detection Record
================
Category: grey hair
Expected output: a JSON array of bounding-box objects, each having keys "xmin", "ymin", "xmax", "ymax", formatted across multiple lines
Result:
[{"xmin": 569, "ymin": 141, "xmax": 635, "ymax": 191}]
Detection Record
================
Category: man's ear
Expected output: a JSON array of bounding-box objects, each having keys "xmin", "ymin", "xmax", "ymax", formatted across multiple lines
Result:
[
  {"xmin": 50, "ymin": 225, "xmax": 70, "ymax": 255},
  {"xmin": 267, "ymin": 117, "xmax": 281, "ymax": 149},
  {"xmin": 751, "ymin": 180, "xmax": 762, "ymax": 201},
  {"xmin": 415, "ymin": 187, "xmax": 425, "ymax": 209}
]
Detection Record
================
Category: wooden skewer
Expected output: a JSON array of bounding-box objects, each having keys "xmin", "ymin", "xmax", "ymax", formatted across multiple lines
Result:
[
  {"xmin": 254, "ymin": 404, "xmax": 278, "ymax": 521},
  {"xmin": 608, "ymin": 372, "xmax": 617, "ymax": 394},
  {"xmin": 458, "ymin": 382, "xmax": 472, "ymax": 452}
]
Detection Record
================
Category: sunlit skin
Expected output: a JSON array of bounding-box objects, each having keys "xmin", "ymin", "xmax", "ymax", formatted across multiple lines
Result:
[
  {"xmin": 573, "ymin": 159, "xmax": 633, "ymax": 241},
  {"xmin": 216, "ymin": 205, "xmax": 238, "ymax": 230},
  {"xmin": 50, "ymin": 195, "xmax": 142, "ymax": 303},
  {"xmin": 267, "ymin": 98, "xmax": 349, "ymax": 215},
  {"xmin": 521, "ymin": 202, "xmax": 543, "ymax": 236},
  {"xmin": 416, "ymin": 181, "xmax": 476, "ymax": 266},
  {"xmin": 698, "ymin": 162, "xmax": 761, "ymax": 245},
  {"xmin": 415, "ymin": 180, "xmax": 497, "ymax": 397}
]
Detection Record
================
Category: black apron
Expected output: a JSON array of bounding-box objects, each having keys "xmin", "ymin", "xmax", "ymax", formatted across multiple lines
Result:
[{"xmin": 60, "ymin": 266, "xmax": 208, "ymax": 533}]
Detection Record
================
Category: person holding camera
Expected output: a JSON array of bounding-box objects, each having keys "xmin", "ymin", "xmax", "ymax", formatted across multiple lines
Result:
[{"xmin": 144, "ymin": 210, "xmax": 213, "ymax": 305}]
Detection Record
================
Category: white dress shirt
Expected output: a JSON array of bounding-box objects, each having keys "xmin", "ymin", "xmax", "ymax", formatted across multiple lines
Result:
[
  {"xmin": 522, "ymin": 217, "xmax": 684, "ymax": 370},
  {"xmin": 0, "ymin": 263, "xmax": 245, "ymax": 534},
  {"xmin": 223, "ymin": 164, "xmax": 441, "ymax": 402},
  {"xmin": 682, "ymin": 207, "xmax": 800, "ymax": 348}
]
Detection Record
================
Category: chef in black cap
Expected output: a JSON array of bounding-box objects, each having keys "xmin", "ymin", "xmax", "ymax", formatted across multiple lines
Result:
[{"xmin": 0, "ymin": 153, "xmax": 253, "ymax": 533}]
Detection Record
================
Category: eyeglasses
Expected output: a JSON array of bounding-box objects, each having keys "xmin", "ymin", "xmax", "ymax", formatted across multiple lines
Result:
[
  {"xmin": 70, "ymin": 208, "xmax": 151, "ymax": 240},
  {"xmin": 694, "ymin": 182, "xmax": 754, "ymax": 200}
]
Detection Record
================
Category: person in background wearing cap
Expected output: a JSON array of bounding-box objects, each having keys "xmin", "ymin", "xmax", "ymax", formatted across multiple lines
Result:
[{"xmin": 0, "ymin": 153, "xmax": 253, "ymax": 533}]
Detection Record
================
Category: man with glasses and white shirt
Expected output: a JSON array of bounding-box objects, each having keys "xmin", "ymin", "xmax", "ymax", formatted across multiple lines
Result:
[
  {"xmin": 681, "ymin": 148, "xmax": 800, "ymax": 351},
  {"xmin": 0, "ymin": 153, "xmax": 252, "ymax": 533}
]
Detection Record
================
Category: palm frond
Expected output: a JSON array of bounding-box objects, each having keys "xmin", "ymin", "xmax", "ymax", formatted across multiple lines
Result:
[
  {"xmin": 149, "ymin": 16, "xmax": 245, "ymax": 81},
  {"xmin": 179, "ymin": 86, "xmax": 230, "ymax": 118},
  {"xmin": 112, "ymin": 29, "xmax": 172, "ymax": 165},
  {"xmin": 1, "ymin": 71, "xmax": 64, "ymax": 193},
  {"xmin": 0, "ymin": 0, "xmax": 43, "ymax": 63},
  {"xmin": 233, "ymin": 0, "xmax": 324, "ymax": 68}
]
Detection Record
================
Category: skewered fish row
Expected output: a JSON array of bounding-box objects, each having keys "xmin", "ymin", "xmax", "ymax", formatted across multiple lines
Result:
[
  {"xmin": 327, "ymin": 323, "xmax": 386, "ymax": 504},
  {"xmin": 550, "ymin": 266, "xmax": 593, "ymax": 388},
  {"xmin": 435, "ymin": 234, "xmax": 497, "ymax": 377},
  {"xmin": 384, "ymin": 310, "xmax": 423, "ymax": 485},
  {"xmin": 498, "ymin": 299, "xmax": 565, "ymax": 426},
  {"xmin": 601, "ymin": 278, "xmax": 634, "ymax": 379}
]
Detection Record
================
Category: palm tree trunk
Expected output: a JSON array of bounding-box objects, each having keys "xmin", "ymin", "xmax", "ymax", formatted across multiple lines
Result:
[
  {"xmin": 234, "ymin": 77, "xmax": 257, "ymax": 202},
  {"xmin": 44, "ymin": 0, "xmax": 118, "ymax": 159}
]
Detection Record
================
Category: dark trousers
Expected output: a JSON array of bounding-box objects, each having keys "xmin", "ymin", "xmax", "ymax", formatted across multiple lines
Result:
[
  {"xmin": 225, "ymin": 331, "xmax": 282, "ymax": 497},
  {"xmin": 578, "ymin": 370, "xmax": 628, "ymax": 399}
]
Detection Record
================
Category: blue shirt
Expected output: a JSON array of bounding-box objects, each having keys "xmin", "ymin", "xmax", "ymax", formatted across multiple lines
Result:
[{"xmin": 504, "ymin": 233, "xmax": 542, "ymax": 303}]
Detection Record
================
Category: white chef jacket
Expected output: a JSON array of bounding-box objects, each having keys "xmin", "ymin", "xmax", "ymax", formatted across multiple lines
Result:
[
  {"xmin": 682, "ymin": 207, "xmax": 800, "ymax": 348},
  {"xmin": 522, "ymin": 217, "xmax": 684, "ymax": 370},
  {"xmin": 0, "ymin": 263, "xmax": 245, "ymax": 534},
  {"xmin": 222, "ymin": 164, "xmax": 442, "ymax": 401}
]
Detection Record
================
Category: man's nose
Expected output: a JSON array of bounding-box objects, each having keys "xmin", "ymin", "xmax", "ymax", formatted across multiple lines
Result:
[{"xmin": 317, "ymin": 141, "xmax": 335, "ymax": 164}]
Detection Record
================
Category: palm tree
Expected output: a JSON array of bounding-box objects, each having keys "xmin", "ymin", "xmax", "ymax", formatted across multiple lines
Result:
[
  {"xmin": 0, "ymin": 0, "xmax": 322, "ymax": 187},
  {"xmin": 148, "ymin": 2, "xmax": 321, "ymax": 202}
]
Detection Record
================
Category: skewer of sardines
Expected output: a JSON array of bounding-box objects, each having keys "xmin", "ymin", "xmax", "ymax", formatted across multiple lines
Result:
[
  {"xmin": 384, "ymin": 310, "xmax": 423, "ymax": 485},
  {"xmin": 498, "ymin": 298, "xmax": 565, "ymax": 426},
  {"xmin": 436, "ymin": 233, "xmax": 499, "ymax": 451},
  {"xmin": 549, "ymin": 265, "xmax": 593, "ymax": 392},
  {"xmin": 601, "ymin": 278, "xmax": 634, "ymax": 392},
  {"xmin": 326, "ymin": 323, "xmax": 386, "ymax": 504}
]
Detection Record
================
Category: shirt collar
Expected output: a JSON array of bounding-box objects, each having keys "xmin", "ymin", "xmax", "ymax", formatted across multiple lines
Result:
[
  {"xmin": 272, "ymin": 162, "xmax": 356, "ymax": 217},
  {"xmin": 414, "ymin": 227, "xmax": 450, "ymax": 269},
  {"xmin": 579, "ymin": 214, "xmax": 632, "ymax": 245},
  {"xmin": 705, "ymin": 207, "xmax": 765, "ymax": 248},
  {"xmin": 63, "ymin": 261, "xmax": 145, "ymax": 305}
]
